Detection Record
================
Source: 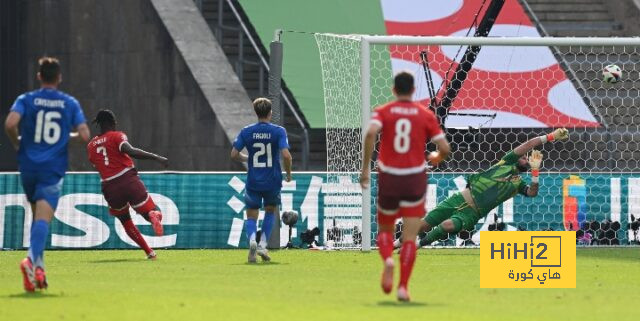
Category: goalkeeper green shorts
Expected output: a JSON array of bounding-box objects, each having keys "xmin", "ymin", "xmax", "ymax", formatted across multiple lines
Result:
[{"xmin": 424, "ymin": 192, "xmax": 481, "ymax": 230}]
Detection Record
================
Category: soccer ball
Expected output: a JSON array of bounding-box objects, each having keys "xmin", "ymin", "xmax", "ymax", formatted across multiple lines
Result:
[{"xmin": 602, "ymin": 64, "xmax": 622, "ymax": 84}]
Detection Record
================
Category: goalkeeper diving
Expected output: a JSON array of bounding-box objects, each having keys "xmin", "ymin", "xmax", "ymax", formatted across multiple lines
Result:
[{"xmin": 412, "ymin": 128, "xmax": 569, "ymax": 246}]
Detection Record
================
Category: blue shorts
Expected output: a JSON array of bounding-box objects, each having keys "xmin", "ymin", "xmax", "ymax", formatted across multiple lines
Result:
[
  {"xmin": 244, "ymin": 188, "xmax": 281, "ymax": 209},
  {"xmin": 20, "ymin": 171, "xmax": 64, "ymax": 209}
]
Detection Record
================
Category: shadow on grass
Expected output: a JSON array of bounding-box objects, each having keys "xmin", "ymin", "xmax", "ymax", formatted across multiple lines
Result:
[
  {"xmin": 88, "ymin": 258, "xmax": 144, "ymax": 264},
  {"xmin": 229, "ymin": 261, "xmax": 287, "ymax": 266},
  {"xmin": 6, "ymin": 292, "xmax": 62, "ymax": 299},
  {"xmin": 418, "ymin": 251, "xmax": 478, "ymax": 256},
  {"xmin": 374, "ymin": 300, "xmax": 432, "ymax": 307}
]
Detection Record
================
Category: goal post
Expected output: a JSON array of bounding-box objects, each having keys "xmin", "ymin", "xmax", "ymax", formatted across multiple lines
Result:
[{"xmin": 315, "ymin": 33, "xmax": 640, "ymax": 250}]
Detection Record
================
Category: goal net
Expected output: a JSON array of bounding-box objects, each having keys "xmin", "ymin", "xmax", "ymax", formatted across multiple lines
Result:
[{"xmin": 315, "ymin": 34, "xmax": 640, "ymax": 250}]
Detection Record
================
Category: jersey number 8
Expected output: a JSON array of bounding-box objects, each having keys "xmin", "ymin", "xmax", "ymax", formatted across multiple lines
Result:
[
  {"xmin": 34, "ymin": 110, "xmax": 61, "ymax": 144},
  {"xmin": 253, "ymin": 142, "xmax": 273, "ymax": 168},
  {"xmin": 393, "ymin": 118, "xmax": 411, "ymax": 154}
]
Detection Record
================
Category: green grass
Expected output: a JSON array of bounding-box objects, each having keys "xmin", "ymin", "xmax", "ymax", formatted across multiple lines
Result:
[{"xmin": 0, "ymin": 248, "xmax": 638, "ymax": 321}]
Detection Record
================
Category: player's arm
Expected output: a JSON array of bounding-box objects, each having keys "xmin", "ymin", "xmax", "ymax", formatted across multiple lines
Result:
[
  {"xmin": 360, "ymin": 122, "xmax": 381, "ymax": 189},
  {"xmin": 4, "ymin": 111, "xmax": 21, "ymax": 150},
  {"xmin": 279, "ymin": 127, "xmax": 292, "ymax": 182},
  {"xmin": 513, "ymin": 128, "xmax": 569, "ymax": 156},
  {"xmin": 522, "ymin": 150, "xmax": 543, "ymax": 197},
  {"xmin": 121, "ymin": 142, "xmax": 168, "ymax": 168},
  {"xmin": 70, "ymin": 123, "xmax": 91, "ymax": 143},
  {"xmin": 281, "ymin": 148, "xmax": 292, "ymax": 182},
  {"xmin": 230, "ymin": 130, "xmax": 248, "ymax": 163},
  {"xmin": 428, "ymin": 136, "xmax": 451, "ymax": 165},
  {"xmin": 230, "ymin": 148, "xmax": 248, "ymax": 163},
  {"xmin": 526, "ymin": 182, "xmax": 539, "ymax": 197}
]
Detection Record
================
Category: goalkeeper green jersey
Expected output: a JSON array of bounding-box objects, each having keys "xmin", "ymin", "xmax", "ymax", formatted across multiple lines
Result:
[{"xmin": 467, "ymin": 151, "xmax": 528, "ymax": 216}]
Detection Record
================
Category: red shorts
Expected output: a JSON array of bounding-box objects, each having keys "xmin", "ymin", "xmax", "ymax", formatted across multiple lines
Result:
[
  {"xmin": 376, "ymin": 170, "xmax": 427, "ymax": 226},
  {"xmin": 101, "ymin": 169, "xmax": 156, "ymax": 215}
]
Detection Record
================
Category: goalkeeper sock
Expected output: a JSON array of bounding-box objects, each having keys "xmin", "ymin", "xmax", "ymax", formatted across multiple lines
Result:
[
  {"xmin": 245, "ymin": 218, "xmax": 257, "ymax": 242},
  {"xmin": 399, "ymin": 241, "xmax": 417, "ymax": 288},
  {"xmin": 28, "ymin": 219, "xmax": 49, "ymax": 268},
  {"xmin": 259, "ymin": 212, "xmax": 275, "ymax": 247},
  {"xmin": 120, "ymin": 217, "xmax": 153, "ymax": 255},
  {"xmin": 377, "ymin": 231, "xmax": 394, "ymax": 260}
]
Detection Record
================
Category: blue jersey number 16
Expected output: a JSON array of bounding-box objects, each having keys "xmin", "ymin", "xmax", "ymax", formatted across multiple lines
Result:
[
  {"xmin": 252, "ymin": 142, "xmax": 272, "ymax": 168},
  {"xmin": 34, "ymin": 110, "xmax": 62, "ymax": 144}
]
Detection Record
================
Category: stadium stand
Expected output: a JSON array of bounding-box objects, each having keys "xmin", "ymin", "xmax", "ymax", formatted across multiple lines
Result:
[
  {"xmin": 198, "ymin": 0, "xmax": 322, "ymax": 170},
  {"xmin": 0, "ymin": 0, "xmax": 254, "ymax": 171}
]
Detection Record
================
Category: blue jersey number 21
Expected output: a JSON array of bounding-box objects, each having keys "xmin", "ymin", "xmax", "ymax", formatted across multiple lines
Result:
[{"xmin": 252, "ymin": 142, "xmax": 272, "ymax": 168}]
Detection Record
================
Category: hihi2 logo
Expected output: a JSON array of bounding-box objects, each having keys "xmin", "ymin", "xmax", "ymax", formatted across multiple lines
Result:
[{"xmin": 480, "ymin": 231, "xmax": 576, "ymax": 288}]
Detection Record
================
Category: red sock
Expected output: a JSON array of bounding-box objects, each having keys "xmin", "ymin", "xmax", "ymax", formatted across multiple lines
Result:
[
  {"xmin": 377, "ymin": 231, "xmax": 394, "ymax": 261},
  {"xmin": 122, "ymin": 218, "xmax": 153, "ymax": 255},
  {"xmin": 399, "ymin": 241, "xmax": 417, "ymax": 289}
]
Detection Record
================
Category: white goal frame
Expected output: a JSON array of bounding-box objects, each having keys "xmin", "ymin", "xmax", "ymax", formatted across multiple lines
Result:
[{"xmin": 357, "ymin": 36, "xmax": 640, "ymax": 252}]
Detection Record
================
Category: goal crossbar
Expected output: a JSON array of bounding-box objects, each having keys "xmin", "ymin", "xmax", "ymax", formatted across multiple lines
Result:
[{"xmin": 360, "ymin": 35, "xmax": 640, "ymax": 46}]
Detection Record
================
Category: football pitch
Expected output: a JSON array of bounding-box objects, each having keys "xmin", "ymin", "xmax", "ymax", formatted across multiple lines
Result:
[{"xmin": 0, "ymin": 248, "xmax": 637, "ymax": 321}]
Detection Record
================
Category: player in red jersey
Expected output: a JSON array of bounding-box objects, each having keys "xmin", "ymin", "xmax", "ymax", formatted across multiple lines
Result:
[
  {"xmin": 87, "ymin": 110, "xmax": 168, "ymax": 259},
  {"xmin": 360, "ymin": 71, "xmax": 450, "ymax": 302}
]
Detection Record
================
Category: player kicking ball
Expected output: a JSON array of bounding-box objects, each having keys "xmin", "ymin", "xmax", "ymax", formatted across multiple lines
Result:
[
  {"xmin": 231, "ymin": 98, "xmax": 292, "ymax": 263},
  {"xmin": 5, "ymin": 57, "xmax": 91, "ymax": 291},
  {"xmin": 360, "ymin": 71, "xmax": 450, "ymax": 302},
  {"xmin": 88, "ymin": 110, "xmax": 168, "ymax": 259},
  {"xmin": 415, "ymin": 128, "xmax": 569, "ymax": 247}
]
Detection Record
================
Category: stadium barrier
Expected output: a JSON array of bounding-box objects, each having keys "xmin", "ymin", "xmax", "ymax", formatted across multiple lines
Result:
[{"xmin": 0, "ymin": 172, "xmax": 637, "ymax": 249}]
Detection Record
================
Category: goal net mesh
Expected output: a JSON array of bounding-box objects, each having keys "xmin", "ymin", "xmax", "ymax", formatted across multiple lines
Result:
[{"xmin": 315, "ymin": 33, "xmax": 640, "ymax": 248}]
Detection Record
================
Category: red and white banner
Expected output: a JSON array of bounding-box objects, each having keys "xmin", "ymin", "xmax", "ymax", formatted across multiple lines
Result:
[{"xmin": 381, "ymin": 0, "xmax": 600, "ymax": 128}]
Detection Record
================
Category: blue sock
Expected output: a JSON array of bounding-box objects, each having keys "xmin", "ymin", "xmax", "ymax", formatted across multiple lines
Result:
[
  {"xmin": 260, "ymin": 212, "xmax": 276, "ymax": 246},
  {"xmin": 245, "ymin": 218, "xmax": 257, "ymax": 242},
  {"xmin": 29, "ymin": 219, "xmax": 49, "ymax": 268}
]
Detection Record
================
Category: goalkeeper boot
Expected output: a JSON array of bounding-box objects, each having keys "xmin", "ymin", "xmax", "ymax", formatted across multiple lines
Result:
[
  {"xmin": 19, "ymin": 257, "xmax": 36, "ymax": 292},
  {"xmin": 248, "ymin": 240, "xmax": 257, "ymax": 263},
  {"xmin": 257, "ymin": 244, "xmax": 271, "ymax": 262},
  {"xmin": 148, "ymin": 210, "xmax": 164, "ymax": 236},
  {"xmin": 397, "ymin": 286, "xmax": 410, "ymax": 302},
  {"xmin": 34, "ymin": 267, "xmax": 48, "ymax": 290},
  {"xmin": 393, "ymin": 239, "xmax": 401, "ymax": 250},
  {"xmin": 381, "ymin": 257, "xmax": 394, "ymax": 294}
]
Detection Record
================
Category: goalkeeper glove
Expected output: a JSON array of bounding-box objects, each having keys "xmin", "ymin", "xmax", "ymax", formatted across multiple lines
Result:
[
  {"xmin": 528, "ymin": 150, "xmax": 543, "ymax": 183},
  {"xmin": 541, "ymin": 128, "xmax": 569, "ymax": 143}
]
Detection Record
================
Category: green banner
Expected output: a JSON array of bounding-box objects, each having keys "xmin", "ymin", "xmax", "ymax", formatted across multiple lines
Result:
[{"xmin": 0, "ymin": 172, "xmax": 636, "ymax": 249}]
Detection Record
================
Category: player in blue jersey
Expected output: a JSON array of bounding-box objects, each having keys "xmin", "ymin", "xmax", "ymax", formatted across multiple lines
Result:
[
  {"xmin": 4, "ymin": 57, "xmax": 90, "ymax": 291},
  {"xmin": 231, "ymin": 98, "xmax": 292, "ymax": 263}
]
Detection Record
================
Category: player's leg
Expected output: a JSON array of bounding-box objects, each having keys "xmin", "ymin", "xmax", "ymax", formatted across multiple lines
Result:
[
  {"xmin": 377, "ymin": 194, "xmax": 399, "ymax": 294},
  {"xmin": 423, "ymin": 192, "xmax": 464, "ymax": 233},
  {"xmin": 131, "ymin": 195, "xmax": 163, "ymax": 237},
  {"xmin": 420, "ymin": 207, "xmax": 479, "ymax": 246},
  {"xmin": 19, "ymin": 171, "xmax": 62, "ymax": 291},
  {"xmin": 128, "ymin": 173, "xmax": 163, "ymax": 236},
  {"xmin": 257, "ymin": 190, "xmax": 280, "ymax": 262},
  {"xmin": 419, "ymin": 193, "xmax": 468, "ymax": 246},
  {"xmin": 112, "ymin": 207, "xmax": 156, "ymax": 259},
  {"xmin": 18, "ymin": 172, "xmax": 38, "ymax": 291},
  {"xmin": 396, "ymin": 196, "xmax": 425, "ymax": 302},
  {"xmin": 103, "ymin": 177, "xmax": 156, "ymax": 258},
  {"xmin": 244, "ymin": 189, "xmax": 262, "ymax": 263},
  {"xmin": 392, "ymin": 198, "xmax": 457, "ymax": 249}
]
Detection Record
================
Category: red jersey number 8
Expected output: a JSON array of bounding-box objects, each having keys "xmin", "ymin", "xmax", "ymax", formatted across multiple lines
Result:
[{"xmin": 393, "ymin": 118, "xmax": 411, "ymax": 154}]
